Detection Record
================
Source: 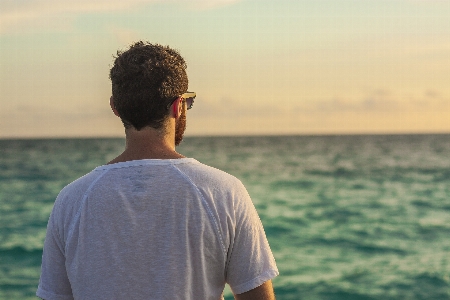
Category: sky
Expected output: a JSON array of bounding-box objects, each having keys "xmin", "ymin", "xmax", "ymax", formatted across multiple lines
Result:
[{"xmin": 0, "ymin": 0, "xmax": 449, "ymax": 138}]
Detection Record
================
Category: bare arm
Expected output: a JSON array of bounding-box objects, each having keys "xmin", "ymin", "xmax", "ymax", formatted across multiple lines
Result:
[{"xmin": 234, "ymin": 280, "xmax": 275, "ymax": 300}]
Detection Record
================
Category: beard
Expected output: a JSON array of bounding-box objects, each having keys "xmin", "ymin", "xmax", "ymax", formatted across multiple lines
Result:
[{"xmin": 174, "ymin": 108, "xmax": 186, "ymax": 146}]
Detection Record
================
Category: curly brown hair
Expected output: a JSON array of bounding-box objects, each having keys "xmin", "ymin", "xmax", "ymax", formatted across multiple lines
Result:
[{"xmin": 109, "ymin": 41, "xmax": 188, "ymax": 130}]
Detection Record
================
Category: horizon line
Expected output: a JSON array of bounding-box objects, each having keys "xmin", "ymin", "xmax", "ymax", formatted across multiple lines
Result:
[{"xmin": 1, "ymin": 131, "xmax": 450, "ymax": 140}]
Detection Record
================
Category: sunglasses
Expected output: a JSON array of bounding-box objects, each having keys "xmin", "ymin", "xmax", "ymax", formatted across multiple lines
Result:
[
  {"xmin": 182, "ymin": 92, "xmax": 196, "ymax": 110},
  {"xmin": 168, "ymin": 92, "xmax": 196, "ymax": 110}
]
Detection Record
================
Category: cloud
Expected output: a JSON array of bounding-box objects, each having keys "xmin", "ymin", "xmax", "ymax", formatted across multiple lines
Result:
[
  {"xmin": 179, "ymin": 0, "xmax": 242, "ymax": 10},
  {"xmin": 107, "ymin": 25, "xmax": 141, "ymax": 46},
  {"xmin": 310, "ymin": 89, "xmax": 398, "ymax": 113},
  {"xmin": 301, "ymin": 89, "xmax": 449, "ymax": 114},
  {"xmin": 0, "ymin": 0, "xmax": 242, "ymax": 34},
  {"xmin": 406, "ymin": 0, "xmax": 448, "ymax": 2},
  {"xmin": 0, "ymin": 102, "xmax": 119, "ymax": 138},
  {"xmin": 190, "ymin": 95, "xmax": 284, "ymax": 119}
]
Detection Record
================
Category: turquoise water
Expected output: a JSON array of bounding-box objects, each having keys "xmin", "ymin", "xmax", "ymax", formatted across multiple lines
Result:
[{"xmin": 1, "ymin": 135, "xmax": 449, "ymax": 299}]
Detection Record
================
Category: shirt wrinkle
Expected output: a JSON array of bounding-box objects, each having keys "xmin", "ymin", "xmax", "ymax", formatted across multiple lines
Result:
[
  {"xmin": 65, "ymin": 168, "xmax": 110, "ymax": 254},
  {"xmin": 171, "ymin": 164, "xmax": 227, "ymax": 256}
]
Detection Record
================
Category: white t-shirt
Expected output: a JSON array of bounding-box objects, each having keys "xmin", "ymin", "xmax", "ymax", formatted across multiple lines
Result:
[{"xmin": 37, "ymin": 158, "xmax": 278, "ymax": 300}]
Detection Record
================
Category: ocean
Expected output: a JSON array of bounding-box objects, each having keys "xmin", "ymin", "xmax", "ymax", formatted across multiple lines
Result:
[{"xmin": 0, "ymin": 134, "xmax": 449, "ymax": 299}]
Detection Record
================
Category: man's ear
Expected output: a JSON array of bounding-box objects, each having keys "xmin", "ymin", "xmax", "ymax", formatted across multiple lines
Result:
[
  {"xmin": 110, "ymin": 96, "xmax": 120, "ymax": 117},
  {"xmin": 171, "ymin": 97, "xmax": 183, "ymax": 119}
]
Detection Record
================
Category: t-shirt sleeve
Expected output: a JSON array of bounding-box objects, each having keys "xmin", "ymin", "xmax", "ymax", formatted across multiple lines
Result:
[
  {"xmin": 36, "ymin": 211, "xmax": 74, "ymax": 300},
  {"xmin": 225, "ymin": 184, "xmax": 279, "ymax": 295}
]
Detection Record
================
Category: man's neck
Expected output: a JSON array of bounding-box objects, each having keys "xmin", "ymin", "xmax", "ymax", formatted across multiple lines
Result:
[{"xmin": 107, "ymin": 126, "xmax": 184, "ymax": 164}]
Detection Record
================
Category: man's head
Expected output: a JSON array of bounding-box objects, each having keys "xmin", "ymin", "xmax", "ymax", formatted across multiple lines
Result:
[{"xmin": 109, "ymin": 41, "xmax": 188, "ymax": 131}]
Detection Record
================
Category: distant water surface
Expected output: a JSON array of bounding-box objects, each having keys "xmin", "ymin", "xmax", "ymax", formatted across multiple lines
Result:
[{"xmin": 0, "ymin": 135, "xmax": 449, "ymax": 299}]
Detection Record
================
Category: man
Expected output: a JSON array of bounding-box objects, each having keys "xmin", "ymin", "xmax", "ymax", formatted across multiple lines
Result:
[{"xmin": 37, "ymin": 41, "xmax": 278, "ymax": 300}]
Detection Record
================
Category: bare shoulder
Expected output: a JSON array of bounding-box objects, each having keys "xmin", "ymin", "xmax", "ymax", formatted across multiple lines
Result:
[{"xmin": 234, "ymin": 280, "xmax": 276, "ymax": 300}]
